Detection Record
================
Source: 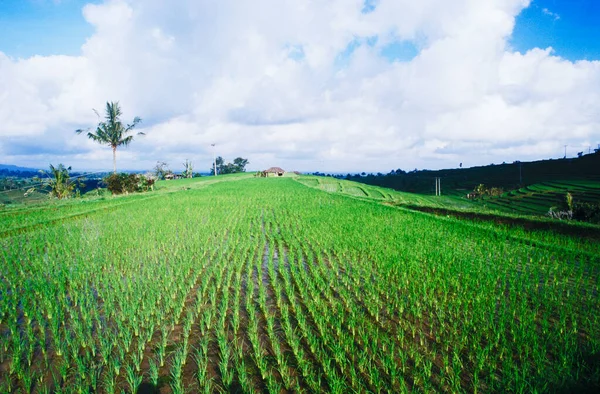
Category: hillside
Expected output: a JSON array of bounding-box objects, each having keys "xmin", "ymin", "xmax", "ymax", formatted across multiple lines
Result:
[
  {"xmin": 352, "ymin": 153, "xmax": 600, "ymax": 196},
  {"xmin": 0, "ymin": 164, "xmax": 42, "ymax": 179},
  {"xmin": 0, "ymin": 164, "xmax": 42, "ymax": 172},
  {"xmin": 349, "ymin": 153, "xmax": 600, "ymax": 218},
  {"xmin": 475, "ymin": 180, "xmax": 600, "ymax": 215},
  {"xmin": 1, "ymin": 175, "xmax": 599, "ymax": 393}
]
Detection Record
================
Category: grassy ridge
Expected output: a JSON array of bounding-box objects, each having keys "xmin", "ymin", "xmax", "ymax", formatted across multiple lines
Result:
[{"xmin": 1, "ymin": 176, "xmax": 599, "ymax": 392}]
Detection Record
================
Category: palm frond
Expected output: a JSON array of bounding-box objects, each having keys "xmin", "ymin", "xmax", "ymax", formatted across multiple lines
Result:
[
  {"xmin": 125, "ymin": 117, "xmax": 142, "ymax": 133},
  {"xmin": 96, "ymin": 125, "xmax": 110, "ymax": 140},
  {"xmin": 106, "ymin": 101, "xmax": 122, "ymax": 123},
  {"xmin": 86, "ymin": 131, "xmax": 104, "ymax": 143},
  {"xmin": 119, "ymin": 135, "xmax": 134, "ymax": 147}
]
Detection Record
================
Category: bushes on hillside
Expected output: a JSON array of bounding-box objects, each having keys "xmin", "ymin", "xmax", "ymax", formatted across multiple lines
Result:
[
  {"xmin": 104, "ymin": 173, "xmax": 155, "ymax": 195},
  {"xmin": 548, "ymin": 192, "xmax": 600, "ymax": 224},
  {"xmin": 571, "ymin": 202, "xmax": 600, "ymax": 224},
  {"xmin": 472, "ymin": 184, "xmax": 504, "ymax": 198}
]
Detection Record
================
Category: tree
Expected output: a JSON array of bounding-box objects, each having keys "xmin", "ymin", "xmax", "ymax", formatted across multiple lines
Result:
[
  {"xmin": 76, "ymin": 101, "xmax": 143, "ymax": 173},
  {"xmin": 232, "ymin": 157, "xmax": 249, "ymax": 172},
  {"xmin": 182, "ymin": 159, "xmax": 194, "ymax": 179},
  {"xmin": 154, "ymin": 161, "xmax": 171, "ymax": 180},
  {"xmin": 210, "ymin": 156, "xmax": 249, "ymax": 175},
  {"xmin": 210, "ymin": 156, "xmax": 225, "ymax": 175},
  {"xmin": 33, "ymin": 164, "xmax": 80, "ymax": 199},
  {"xmin": 216, "ymin": 156, "xmax": 225, "ymax": 174}
]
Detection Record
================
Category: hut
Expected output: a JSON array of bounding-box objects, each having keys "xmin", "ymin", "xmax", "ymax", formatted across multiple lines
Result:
[{"xmin": 265, "ymin": 167, "xmax": 285, "ymax": 177}]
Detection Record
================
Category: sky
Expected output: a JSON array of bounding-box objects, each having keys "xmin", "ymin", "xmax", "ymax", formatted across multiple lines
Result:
[{"xmin": 0, "ymin": 0, "xmax": 599, "ymax": 173}]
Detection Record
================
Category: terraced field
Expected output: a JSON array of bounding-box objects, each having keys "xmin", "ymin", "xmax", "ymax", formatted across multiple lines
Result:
[
  {"xmin": 1, "ymin": 176, "xmax": 599, "ymax": 393},
  {"xmin": 297, "ymin": 177, "xmax": 394, "ymax": 201},
  {"xmin": 479, "ymin": 181, "xmax": 600, "ymax": 215}
]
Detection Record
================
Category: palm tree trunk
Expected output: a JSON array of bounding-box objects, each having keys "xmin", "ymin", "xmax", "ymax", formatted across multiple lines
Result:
[{"xmin": 112, "ymin": 146, "xmax": 117, "ymax": 174}]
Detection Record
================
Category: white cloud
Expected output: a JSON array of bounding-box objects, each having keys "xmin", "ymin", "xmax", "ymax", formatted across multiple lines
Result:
[
  {"xmin": 542, "ymin": 8, "xmax": 560, "ymax": 21},
  {"xmin": 1, "ymin": 0, "xmax": 599, "ymax": 172}
]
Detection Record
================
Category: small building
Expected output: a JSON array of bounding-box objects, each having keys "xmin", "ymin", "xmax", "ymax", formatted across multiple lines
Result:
[{"xmin": 265, "ymin": 167, "xmax": 285, "ymax": 177}]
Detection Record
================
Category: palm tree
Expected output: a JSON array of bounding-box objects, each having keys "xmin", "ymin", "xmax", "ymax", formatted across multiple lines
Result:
[
  {"xmin": 76, "ymin": 101, "xmax": 143, "ymax": 173},
  {"xmin": 32, "ymin": 164, "xmax": 76, "ymax": 199}
]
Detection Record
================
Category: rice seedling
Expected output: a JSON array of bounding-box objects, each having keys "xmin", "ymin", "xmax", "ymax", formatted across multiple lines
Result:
[{"xmin": 125, "ymin": 361, "xmax": 143, "ymax": 393}]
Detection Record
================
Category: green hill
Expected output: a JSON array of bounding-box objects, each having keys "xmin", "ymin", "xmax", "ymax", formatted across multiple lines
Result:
[
  {"xmin": 351, "ymin": 153, "xmax": 600, "ymax": 218},
  {"xmin": 352, "ymin": 153, "xmax": 600, "ymax": 194}
]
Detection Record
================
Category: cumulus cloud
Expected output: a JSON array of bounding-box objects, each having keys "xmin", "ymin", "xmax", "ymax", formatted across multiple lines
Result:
[{"xmin": 1, "ymin": 0, "xmax": 599, "ymax": 172}]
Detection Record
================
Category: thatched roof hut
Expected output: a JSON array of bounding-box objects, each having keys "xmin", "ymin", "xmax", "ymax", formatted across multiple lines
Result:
[{"xmin": 265, "ymin": 167, "xmax": 285, "ymax": 176}]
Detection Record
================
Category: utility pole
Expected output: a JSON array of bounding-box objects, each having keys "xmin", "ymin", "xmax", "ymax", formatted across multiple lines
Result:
[
  {"xmin": 519, "ymin": 161, "xmax": 522, "ymax": 185},
  {"xmin": 564, "ymin": 144, "xmax": 567, "ymax": 159},
  {"xmin": 435, "ymin": 177, "xmax": 441, "ymax": 196},
  {"xmin": 211, "ymin": 143, "xmax": 217, "ymax": 176}
]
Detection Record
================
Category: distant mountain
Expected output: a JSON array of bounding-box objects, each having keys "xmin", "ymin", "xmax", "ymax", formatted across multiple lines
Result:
[{"xmin": 0, "ymin": 164, "xmax": 42, "ymax": 172}]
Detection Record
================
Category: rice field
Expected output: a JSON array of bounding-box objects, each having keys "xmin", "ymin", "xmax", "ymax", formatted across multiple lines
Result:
[
  {"xmin": 1, "ymin": 177, "xmax": 599, "ymax": 393},
  {"xmin": 480, "ymin": 181, "xmax": 600, "ymax": 216}
]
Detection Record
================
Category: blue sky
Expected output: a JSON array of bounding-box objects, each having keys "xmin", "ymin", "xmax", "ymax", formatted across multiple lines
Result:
[
  {"xmin": 334, "ymin": 36, "xmax": 419, "ymax": 67},
  {"xmin": 0, "ymin": 0, "xmax": 97, "ymax": 58},
  {"xmin": 510, "ymin": 0, "xmax": 600, "ymax": 61}
]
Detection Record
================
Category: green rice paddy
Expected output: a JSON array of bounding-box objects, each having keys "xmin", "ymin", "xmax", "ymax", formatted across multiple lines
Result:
[{"xmin": 1, "ymin": 176, "xmax": 599, "ymax": 392}]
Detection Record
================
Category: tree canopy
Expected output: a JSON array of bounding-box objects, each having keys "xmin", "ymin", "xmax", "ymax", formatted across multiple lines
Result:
[{"xmin": 210, "ymin": 157, "xmax": 249, "ymax": 175}]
